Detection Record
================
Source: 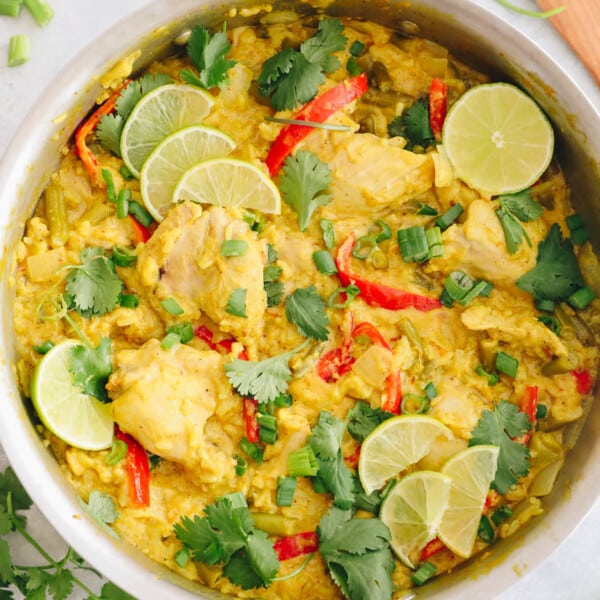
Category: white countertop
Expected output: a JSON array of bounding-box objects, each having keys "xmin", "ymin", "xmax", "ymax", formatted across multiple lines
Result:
[{"xmin": 1, "ymin": 1, "xmax": 600, "ymax": 598}]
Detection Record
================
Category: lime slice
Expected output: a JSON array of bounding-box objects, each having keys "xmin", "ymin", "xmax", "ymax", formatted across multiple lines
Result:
[
  {"xmin": 139, "ymin": 125, "xmax": 236, "ymax": 221},
  {"xmin": 442, "ymin": 83, "xmax": 554, "ymax": 196},
  {"xmin": 173, "ymin": 158, "xmax": 282, "ymax": 215},
  {"xmin": 31, "ymin": 340, "xmax": 114, "ymax": 451},
  {"xmin": 438, "ymin": 445, "xmax": 500, "ymax": 558},
  {"xmin": 120, "ymin": 83, "xmax": 215, "ymax": 178},
  {"xmin": 358, "ymin": 415, "xmax": 453, "ymax": 495},
  {"xmin": 380, "ymin": 471, "xmax": 452, "ymax": 568}
]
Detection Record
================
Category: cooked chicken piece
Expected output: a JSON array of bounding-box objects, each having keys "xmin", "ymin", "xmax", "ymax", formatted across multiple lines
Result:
[
  {"xmin": 426, "ymin": 199, "xmax": 546, "ymax": 289},
  {"xmin": 108, "ymin": 339, "xmax": 235, "ymax": 475},
  {"xmin": 136, "ymin": 202, "xmax": 266, "ymax": 348}
]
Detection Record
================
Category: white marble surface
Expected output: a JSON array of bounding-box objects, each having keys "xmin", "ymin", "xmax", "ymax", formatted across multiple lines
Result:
[{"xmin": 1, "ymin": 1, "xmax": 600, "ymax": 598}]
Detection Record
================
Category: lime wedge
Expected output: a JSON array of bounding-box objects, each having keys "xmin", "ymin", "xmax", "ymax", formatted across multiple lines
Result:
[
  {"xmin": 173, "ymin": 158, "xmax": 282, "ymax": 215},
  {"xmin": 139, "ymin": 125, "xmax": 236, "ymax": 221},
  {"xmin": 358, "ymin": 415, "xmax": 453, "ymax": 495},
  {"xmin": 442, "ymin": 83, "xmax": 554, "ymax": 196},
  {"xmin": 31, "ymin": 340, "xmax": 114, "ymax": 451},
  {"xmin": 120, "ymin": 83, "xmax": 215, "ymax": 177},
  {"xmin": 438, "ymin": 445, "xmax": 500, "ymax": 558},
  {"xmin": 380, "ymin": 471, "xmax": 452, "ymax": 568}
]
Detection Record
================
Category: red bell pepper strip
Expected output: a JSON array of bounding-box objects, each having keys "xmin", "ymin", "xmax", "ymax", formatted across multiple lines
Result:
[
  {"xmin": 428, "ymin": 77, "xmax": 448, "ymax": 139},
  {"xmin": 74, "ymin": 82, "xmax": 128, "ymax": 188},
  {"xmin": 420, "ymin": 538, "xmax": 446, "ymax": 562},
  {"xmin": 114, "ymin": 427, "xmax": 150, "ymax": 507},
  {"xmin": 383, "ymin": 369, "xmax": 402, "ymax": 414},
  {"xmin": 572, "ymin": 369, "xmax": 594, "ymax": 395},
  {"xmin": 274, "ymin": 531, "xmax": 319, "ymax": 561},
  {"xmin": 336, "ymin": 233, "xmax": 442, "ymax": 312},
  {"xmin": 266, "ymin": 73, "xmax": 368, "ymax": 176},
  {"xmin": 128, "ymin": 214, "xmax": 155, "ymax": 244},
  {"xmin": 518, "ymin": 385, "xmax": 539, "ymax": 445},
  {"xmin": 243, "ymin": 398, "xmax": 260, "ymax": 444},
  {"xmin": 351, "ymin": 321, "xmax": 392, "ymax": 351}
]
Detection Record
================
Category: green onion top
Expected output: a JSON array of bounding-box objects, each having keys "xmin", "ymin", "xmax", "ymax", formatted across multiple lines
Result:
[
  {"xmin": 435, "ymin": 203, "xmax": 464, "ymax": 230},
  {"xmin": 160, "ymin": 297, "xmax": 184, "ymax": 316},
  {"xmin": 226, "ymin": 288, "xmax": 248, "ymax": 318},
  {"xmin": 221, "ymin": 239, "xmax": 248, "ymax": 257},
  {"xmin": 276, "ymin": 476, "xmax": 297, "ymax": 507},
  {"xmin": 495, "ymin": 351, "xmax": 518, "ymax": 378}
]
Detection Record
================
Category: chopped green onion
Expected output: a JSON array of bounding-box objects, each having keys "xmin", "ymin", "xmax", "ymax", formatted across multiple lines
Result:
[
  {"xmin": 119, "ymin": 164, "xmax": 134, "ymax": 180},
  {"xmin": 568, "ymin": 285, "xmax": 595, "ymax": 310},
  {"xmin": 400, "ymin": 393, "xmax": 430, "ymax": 414},
  {"xmin": 276, "ymin": 476, "xmax": 297, "ymax": 506},
  {"xmin": 312, "ymin": 476, "xmax": 328, "ymax": 494},
  {"xmin": 161, "ymin": 332, "xmax": 181, "ymax": 350},
  {"xmin": 264, "ymin": 115, "xmax": 352, "ymax": 132},
  {"xmin": 233, "ymin": 453, "xmax": 248, "ymax": 476},
  {"xmin": 566, "ymin": 212, "xmax": 589, "ymax": 243},
  {"xmin": 459, "ymin": 279, "xmax": 492, "ymax": 306},
  {"xmin": 128, "ymin": 201, "xmax": 154, "ymax": 227},
  {"xmin": 398, "ymin": 226, "xmax": 429, "ymax": 262},
  {"xmin": 174, "ymin": 548, "xmax": 190, "ymax": 569},
  {"xmin": 370, "ymin": 247, "xmax": 388, "ymax": 269},
  {"xmin": 116, "ymin": 189, "xmax": 131, "ymax": 219},
  {"xmin": 274, "ymin": 393, "xmax": 293, "ymax": 408},
  {"xmin": 476, "ymin": 364, "xmax": 499, "ymax": 386},
  {"xmin": 444, "ymin": 270, "xmax": 474, "ymax": 301},
  {"xmin": 411, "ymin": 561, "xmax": 436, "ymax": 586},
  {"xmin": 119, "ymin": 293, "xmax": 139, "ymax": 308},
  {"xmin": 160, "ymin": 297, "xmax": 184, "ymax": 316},
  {"xmin": 369, "ymin": 219, "xmax": 392, "ymax": 243},
  {"xmin": 491, "ymin": 505, "xmax": 513, "ymax": 527},
  {"xmin": 477, "ymin": 515, "xmax": 495, "ymax": 544},
  {"xmin": 495, "ymin": 351, "xmax": 518, "ymax": 378},
  {"xmin": 417, "ymin": 203, "xmax": 438, "ymax": 216},
  {"xmin": 435, "ymin": 203, "xmax": 464, "ymax": 230},
  {"xmin": 349, "ymin": 40, "xmax": 365, "ymax": 57},
  {"xmin": 570, "ymin": 227, "xmax": 589, "ymax": 245},
  {"xmin": 226, "ymin": 288, "xmax": 248, "ymax": 318},
  {"xmin": 239, "ymin": 437, "xmax": 264, "ymax": 464},
  {"xmin": 221, "ymin": 239, "xmax": 248, "ymax": 257},
  {"xmin": 104, "ymin": 439, "xmax": 128, "ymax": 465},
  {"xmin": 259, "ymin": 428, "xmax": 277, "ymax": 445},
  {"xmin": 439, "ymin": 288, "xmax": 455, "ymax": 308},
  {"xmin": 112, "ymin": 246, "xmax": 137, "ymax": 267},
  {"xmin": 258, "ymin": 413, "xmax": 277, "ymax": 444},
  {"xmin": 288, "ymin": 446, "xmax": 318, "ymax": 477},
  {"xmin": 101, "ymin": 169, "xmax": 117, "ymax": 203},
  {"xmin": 24, "ymin": 0, "xmax": 53, "ymax": 26},
  {"xmin": 538, "ymin": 314, "xmax": 561, "ymax": 336},
  {"xmin": 478, "ymin": 281, "xmax": 494, "ymax": 298},
  {"xmin": 535, "ymin": 298, "xmax": 555, "ymax": 312},
  {"xmin": 149, "ymin": 454, "xmax": 162, "ymax": 470},
  {"xmin": 327, "ymin": 284, "xmax": 360, "ymax": 308},
  {"xmin": 166, "ymin": 322, "xmax": 194, "ymax": 344},
  {"xmin": 8, "ymin": 34, "xmax": 30, "ymax": 67},
  {"xmin": 535, "ymin": 404, "xmax": 548, "ymax": 420},
  {"xmin": 0, "ymin": 0, "xmax": 22, "ymax": 17},
  {"xmin": 320, "ymin": 219, "xmax": 335, "ymax": 249},
  {"xmin": 220, "ymin": 491, "xmax": 248, "ymax": 509},
  {"xmin": 352, "ymin": 235, "xmax": 377, "ymax": 259},
  {"xmin": 33, "ymin": 340, "xmax": 54, "ymax": 355},
  {"xmin": 313, "ymin": 250, "xmax": 338, "ymax": 275},
  {"xmin": 423, "ymin": 382, "xmax": 437, "ymax": 399},
  {"xmin": 346, "ymin": 56, "xmax": 362, "ymax": 76}
]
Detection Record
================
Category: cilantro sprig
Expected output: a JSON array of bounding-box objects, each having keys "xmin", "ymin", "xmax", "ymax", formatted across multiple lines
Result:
[
  {"xmin": 69, "ymin": 338, "xmax": 113, "ymax": 403},
  {"xmin": 96, "ymin": 73, "xmax": 172, "ymax": 156},
  {"xmin": 258, "ymin": 18, "xmax": 347, "ymax": 110},
  {"xmin": 388, "ymin": 98, "xmax": 435, "ymax": 151},
  {"xmin": 285, "ymin": 286, "xmax": 330, "ymax": 341},
  {"xmin": 181, "ymin": 25, "xmax": 236, "ymax": 91},
  {"xmin": 174, "ymin": 496, "xmax": 279, "ymax": 589},
  {"xmin": 0, "ymin": 467, "xmax": 133, "ymax": 599},
  {"xmin": 495, "ymin": 190, "xmax": 543, "ymax": 254},
  {"xmin": 469, "ymin": 400, "xmax": 531, "ymax": 494}
]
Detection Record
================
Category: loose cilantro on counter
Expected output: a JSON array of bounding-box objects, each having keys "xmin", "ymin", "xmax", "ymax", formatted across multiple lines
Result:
[
  {"xmin": 279, "ymin": 150, "xmax": 332, "ymax": 232},
  {"xmin": 285, "ymin": 286, "xmax": 329, "ymax": 341},
  {"xmin": 174, "ymin": 496, "xmax": 279, "ymax": 590},
  {"xmin": 318, "ymin": 506, "xmax": 395, "ymax": 600},
  {"xmin": 181, "ymin": 25, "xmax": 237, "ymax": 91},
  {"xmin": 495, "ymin": 190, "xmax": 543, "ymax": 254},
  {"xmin": 469, "ymin": 400, "xmax": 531, "ymax": 494},
  {"xmin": 258, "ymin": 18, "xmax": 347, "ymax": 110},
  {"xmin": 96, "ymin": 73, "xmax": 172, "ymax": 156},
  {"xmin": 516, "ymin": 223, "xmax": 585, "ymax": 301},
  {"xmin": 388, "ymin": 98, "xmax": 435, "ymax": 151},
  {"xmin": 69, "ymin": 338, "xmax": 113, "ymax": 403}
]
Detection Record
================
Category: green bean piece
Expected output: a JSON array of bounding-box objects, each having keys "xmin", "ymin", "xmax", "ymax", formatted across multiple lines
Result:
[{"xmin": 44, "ymin": 180, "xmax": 68, "ymax": 247}]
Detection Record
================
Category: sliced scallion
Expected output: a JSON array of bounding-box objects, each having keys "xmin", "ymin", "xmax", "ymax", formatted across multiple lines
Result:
[
  {"xmin": 226, "ymin": 288, "xmax": 248, "ymax": 318},
  {"xmin": 416, "ymin": 203, "xmax": 438, "ymax": 216},
  {"xmin": 119, "ymin": 164, "xmax": 134, "ymax": 180},
  {"xmin": 435, "ymin": 203, "xmax": 463, "ymax": 230},
  {"xmin": 274, "ymin": 393, "xmax": 293, "ymax": 408},
  {"xmin": 327, "ymin": 284, "xmax": 360, "ymax": 309},
  {"xmin": 425, "ymin": 226, "xmax": 443, "ymax": 259},
  {"xmin": 221, "ymin": 239, "xmax": 248, "ymax": 257},
  {"xmin": 112, "ymin": 246, "xmax": 137, "ymax": 267},
  {"xmin": 264, "ymin": 115, "xmax": 352, "ymax": 132},
  {"xmin": 491, "ymin": 505, "xmax": 513, "ymax": 527},
  {"xmin": 24, "ymin": 0, "xmax": 53, "ymax": 26},
  {"xmin": 458, "ymin": 279, "xmax": 492, "ymax": 306},
  {"xmin": 313, "ymin": 250, "xmax": 338, "ymax": 275},
  {"xmin": 116, "ymin": 189, "xmax": 131, "ymax": 219},
  {"xmin": 119, "ymin": 293, "xmax": 139, "ymax": 309},
  {"xmin": 369, "ymin": 219, "xmax": 392, "ymax": 243},
  {"xmin": 101, "ymin": 169, "xmax": 117, "ymax": 203},
  {"xmin": 288, "ymin": 446, "xmax": 318, "ymax": 477},
  {"xmin": 8, "ymin": 34, "xmax": 29, "ymax": 67},
  {"xmin": 566, "ymin": 213, "xmax": 589, "ymax": 244},
  {"xmin": 535, "ymin": 404, "xmax": 548, "ymax": 420},
  {"xmin": 411, "ymin": 561, "xmax": 436, "ymax": 586},
  {"xmin": 0, "ymin": 0, "xmax": 23, "ymax": 17},
  {"xmin": 400, "ymin": 393, "xmax": 430, "ymax": 414},
  {"xmin": 104, "ymin": 439, "xmax": 128, "ymax": 466},
  {"xmin": 495, "ymin": 351, "xmax": 518, "ymax": 378},
  {"xmin": 397, "ymin": 226, "xmax": 429, "ymax": 262},
  {"xmin": 352, "ymin": 235, "xmax": 377, "ymax": 260},
  {"xmin": 346, "ymin": 57, "xmax": 362, "ymax": 76},
  {"xmin": 239, "ymin": 437, "xmax": 264, "ymax": 464},
  {"xmin": 160, "ymin": 297, "xmax": 184, "ymax": 316},
  {"xmin": 423, "ymin": 382, "xmax": 437, "ymax": 400},
  {"xmin": 161, "ymin": 331, "xmax": 181, "ymax": 350},
  {"xmin": 128, "ymin": 200, "xmax": 154, "ymax": 227},
  {"xmin": 476, "ymin": 364, "xmax": 499, "ymax": 386},
  {"xmin": 234, "ymin": 453, "xmax": 248, "ymax": 476},
  {"xmin": 174, "ymin": 548, "xmax": 190, "ymax": 569},
  {"xmin": 349, "ymin": 40, "xmax": 365, "ymax": 57},
  {"xmin": 276, "ymin": 476, "xmax": 297, "ymax": 507},
  {"xmin": 538, "ymin": 314, "xmax": 561, "ymax": 336},
  {"xmin": 320, "ymin": 219, "xmax": 335, "ymax": 249},
  {"xmin": 477, "ymin": 515, "xmax": 495, "ymax": 544},
  {"xmin": 568, "ymin": 285, "xmax": 595, "ymax": 310},
  {"xmin": 444, "ymin": 271, "xmax": 474, "ymax": 301},
  {"xmin": 166, "ymin": 322, "xmax": 194, "ymax": 344},
  {"xmin": 33, "ymin": 340, "xmax": 54, "ymax": 355},
  {"xmin": 535, "ymin": 298, "xmax": 555, "ymax": 312}
]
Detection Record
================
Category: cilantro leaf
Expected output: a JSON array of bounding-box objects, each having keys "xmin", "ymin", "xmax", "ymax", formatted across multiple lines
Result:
[
  {"xmin": 0, "ymin": 539, "xmax": 12, "ymax": 585},
  {"xmin": 204, "ymin": 499, "xmax": 252, "ymax": 561},
  {"xmin": 77, "ymin": 491, "xmax": 120, "ymax": 540},
  {"xmin": 496, "ymin": 206, "xmax": 529, "ymax": 255},
  {"xmin": 285, "ymin": 286, "xmax": 330, "ymax": 341},
  {"xmin": 310, "ymin": 410, "xmax": 345, "ymax": 457},
  {"xmin": 516, "ymin": 223, "xmax": 585, "ymax": 301},
  {"xmin": 300, "ymin": 18, "xmax": 347, "ymax": 73},
  {"xmin": 173, "ymin": 515, "xmax": 222, "ymax": 564},
  {"xmin": 318, "ymin": 507, "xmax": 394, "ymax": 600},
  {"xmin": 47, "ymin": 569, "xmax": 74, "ymax": 600},
  {"xmin": 182, "ymin": 26, "xmax": 236, "ymax": 90},
  {"xmin": 264, "ymin": 281, "xmax": 285, "ymax": 308},
  {"xmin": 0, "ymin": 467, "xmax": 32, "ymax": 514},
  {"xmin": 347, "ymin": 401, "xmax": 393, "ymax": 442},
  {"xmin": 496, "ymin": 190, "xmax": 543, "ymax": 254},
  {"xmin": 69, "ymin": 338, "xmax": 112, "ymax": 403},
  {"xmin": 97, "ymin": 582, "xmax": 137, "ymax": 600},
  {"xmin": 96, "ymin": 114, "xmax": 124, "ymax": 156},
  {"xmin": 279, "ymin": 150, "xmax": 332, "ymax": 232},
  {"xmin": 228, "ymin": 529, "xmax": 279, "ymax": 589},
  {"xmin": 64, "ymin": 248, "xmax": 123, "ymax": 317},
  {"xmin": 225, "ymin": 345, "xmax": 304, "ymax": 404},
  {"xmin": 264, "ymin": 262, "xmax": 284, "ymax": 308},
  {"xmin": 388, "ymin": 98, "xmax": 435, "ymax": 151},
  {"xmin": 469, "ymin": 400, "xmax": 531, "ymax": 494},
  {"xmin": 222, "ymin": 550, "xmax": 264, "ymax": 590}
]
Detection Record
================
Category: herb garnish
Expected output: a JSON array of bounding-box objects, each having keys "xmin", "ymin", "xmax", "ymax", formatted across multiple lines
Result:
[
  {"xmin": 258, "ymin": 18, "xmax": 347, "ymax": 110},
  {"xmin": 69, "ymin": 338, "xmax": 113, "ymax": 403},
  {"xmin": 77, "ymin": 491, "xmax": 120, "ymax": 540},
  {"xmin": 264, "ymin": 245, "xmax": 284, "ymax": 308},
  {"xmin": 388, "ymin": 98, "xmax": 435, "ymax": 151},
  {"xmin": 495, "ymin": 190, "xmax": 543, "ymax": 254},
  {"xmin": 285, "ymin": 286, "xmax": 330, "ymax": 341},
  {"xmin": 347, "ymin": 401, "xmax": 393, "ymax": 442}
]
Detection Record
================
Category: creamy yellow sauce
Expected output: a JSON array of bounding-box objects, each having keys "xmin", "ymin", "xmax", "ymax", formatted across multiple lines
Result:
[{"xmin": 12, "ymin": 14, "xmax": 600, "ymax": 600}]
